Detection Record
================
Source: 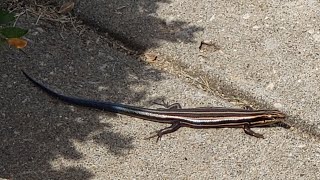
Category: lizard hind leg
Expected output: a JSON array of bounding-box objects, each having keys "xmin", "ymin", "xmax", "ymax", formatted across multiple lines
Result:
[
  {"xmin": 153, "ymin": 100, "xmax": 182, "ymax": 109},
  {"xmin": 145, "ymin": 122, "xmax": 181, "ymax": 142}
]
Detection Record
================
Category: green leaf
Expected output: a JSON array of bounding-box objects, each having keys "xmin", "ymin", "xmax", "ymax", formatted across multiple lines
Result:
[
  {"xmin": 0, "ymin": 27, "xmax": 28, "ymax": 38},
  {"xmin": 0, "ymin": 10, "xmax": 15, "ymax": 25}
]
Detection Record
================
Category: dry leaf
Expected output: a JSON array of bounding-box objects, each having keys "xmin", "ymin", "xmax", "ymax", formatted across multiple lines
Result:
[
  {"xmin": 58, "ymin": 2, "xmax": 75, "ymax": 14},
  {"xmin": 144, "ymin": 53, "xmax": 157, "ymax": 62},
  {"xmin": 7, "ymin": 38, "xmax": 27, "ymax": 49}
]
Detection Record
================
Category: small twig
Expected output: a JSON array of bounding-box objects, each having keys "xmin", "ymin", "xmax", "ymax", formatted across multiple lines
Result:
[
  {"xmin": 13, "ymin": 11, "xmax": 26, "ymax": 27},
  {"xmin": 35, "ymin": 13, "xmax": 42, "ymax": 25},
  {"xmin": 19, "ymin": 49, "xmax": 30, "ymax": 58},
  {"xmin": 59, "ymin": 32, "xmax": 65, "ymax": 40},
  {"xmin": 69, "ymin": 12, "xmax": 78, "ymax": 32}
]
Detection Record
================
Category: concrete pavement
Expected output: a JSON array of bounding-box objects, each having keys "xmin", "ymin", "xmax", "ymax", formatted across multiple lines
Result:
[
  {"xmin": 74, "ymin": 0, "xmax": 320, "ymax": 137},
  {"xmin": 0, "ymin": 1, "xmax": 319, "ymax": 179}
]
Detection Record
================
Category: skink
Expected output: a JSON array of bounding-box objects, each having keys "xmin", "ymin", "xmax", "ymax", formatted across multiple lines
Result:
[{"xmin": 22, "ymin": 71, "xmax": 286, "ymax": 140}]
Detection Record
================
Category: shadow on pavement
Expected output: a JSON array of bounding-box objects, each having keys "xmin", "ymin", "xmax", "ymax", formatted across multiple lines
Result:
[
  {"xmin": 76, "ymin": 0, "xmax": 204, "ymax": 52},
  {"xmin": 0, "ymin": 1, "xmax": 202, "ymax": 179},
  {"xmin": 1, "ymin": 11, "xmax": 158, "ymax": 180}
]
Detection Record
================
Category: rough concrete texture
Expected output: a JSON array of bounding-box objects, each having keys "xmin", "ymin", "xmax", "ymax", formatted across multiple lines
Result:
[
  {"xmin": 73, "ymin": 0, "xmax": 320, "ymax": 136},
  {"xmin": 1, "ymin": 1, "xmax": 320, "ymax": 180}
]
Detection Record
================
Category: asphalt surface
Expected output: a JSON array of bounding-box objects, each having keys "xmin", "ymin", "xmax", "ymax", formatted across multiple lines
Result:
[{"xmin": 0, "ymin": 1, "xmax": 319, "ymax": 179}]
